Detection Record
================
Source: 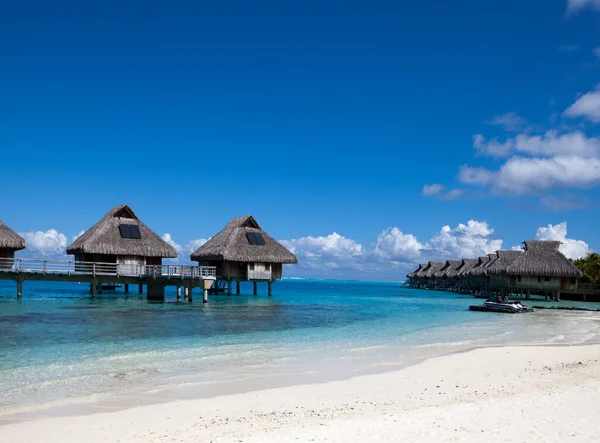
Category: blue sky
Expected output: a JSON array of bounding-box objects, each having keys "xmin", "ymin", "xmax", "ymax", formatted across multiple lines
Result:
[{"xmin": 2, "ymin": 0, "xmax": 599, "ymax": 280}]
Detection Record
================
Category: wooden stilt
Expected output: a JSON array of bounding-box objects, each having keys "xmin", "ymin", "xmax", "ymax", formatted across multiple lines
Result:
[
  {"xmin": 227, "ymin": 281, "xmax": 232, "ymax": 296},
  {"xmin": 188, "ymin": 285, "xmax": 193, "ymax": 302},
  {"xmin": 124, "ymin": 284, "xmax": 129, "ymax": 294},
  {"xmin": 91, "ymin": 282, "xmax": 97, "ymax": 298},
  {"xmin": 236, "ymin": 281, "xmax": 240, "ymax": 295},
  {"xmin": 268, "ymin": 281, "xmax": 272, "ymax": 297},
  {"xmin": 203, "ymin": 288, "xmax": 208, "ymax": 303},
  {"xmin": 89, "ymin": 282, "xmax": 94, "ymax": 294},
  {"xmin": 253, "ymin": 281, "xmax": 257, "ymax": 295},
  {"xmin": 526, "ymin": 289, "xmax": 531, "ymax": 300},
  {"xmin": 139, "ymin": 284, "xmax": 143, "ymax": 294},
  {"xmin": 98, "ymin": 282, "xmax": 103, "ymax": 294},
  {"xmin": 177, "ymin": 286, "xmax": 181, "ymax": 300},
  {"xmin": 556, "ymin": 290, "xmax": 561, "ymax": 302},
  {"xmin": 17, "ymin": 280, "xmax": 23, "ymax": 298}
]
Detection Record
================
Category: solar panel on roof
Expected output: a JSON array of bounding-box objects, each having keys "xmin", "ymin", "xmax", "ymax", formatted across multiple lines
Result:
[
  {"xmin": 246, "ymin": 232, "xmax": 266, "ymax": 245},
  {"xmin": 129, "ymin": 225, "xmax": 141, "ymax": 239},
  {"xmin": 119, "ymin": 224, "xmax": 141, "ymax": 239},
  {"xmin": 119, "ymin": 224, "xmax": 132, "ymax": 238}
]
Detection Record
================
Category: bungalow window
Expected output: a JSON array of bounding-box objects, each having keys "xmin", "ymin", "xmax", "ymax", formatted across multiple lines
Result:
[
  {"xmin": 249, "ymin": 263, "xmax": 254, "ymax": 271},
  {"xmin": 544, "ymin": 276, "xmax": 550, "ymax": 282},
  {"xmin": 517, "ymin": 275, "xmax": 521, "ymax": 283},
  {"xmin": 570, "ymin": 277, "xmax": 577, "ymax": 284},
  {"xmin": 265, "ymin": 263, "xmax": 271, "ymax": 271},
  {"xmin": 537, "ymin": 276, "xmax": 542, "ymax": 283}
]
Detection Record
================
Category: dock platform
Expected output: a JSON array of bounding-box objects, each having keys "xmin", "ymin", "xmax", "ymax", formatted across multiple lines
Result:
[{"xmin": 0, "ymin": 258, "xmax": 217, "ymax": 302}]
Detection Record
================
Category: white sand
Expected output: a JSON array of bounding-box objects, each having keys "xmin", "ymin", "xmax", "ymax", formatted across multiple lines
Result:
[{"xmin": 3, "ymin": 344, "xmax": 600, "ymax": 442}]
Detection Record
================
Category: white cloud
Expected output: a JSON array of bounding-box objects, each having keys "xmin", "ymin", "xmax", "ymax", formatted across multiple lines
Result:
[
  {"xmin": 186, "ymin": 238, "xmax": 208, "ymax": 254},
  {"xmin": 564, "ymin": 86, "xmax": 600, "ymax": 123},
  {"xmin": 488, "ymin": 112, "xmax": 528, "ymax": 132},
  {"xmin": 425, "ymin": 221, "xmax": 503, "ymax": 259},
  {"xmin": 72, "ymin": 230, "xmax": 85, "ymax": 243},
  {"xmin": 421, "ymin": 183, "xmax": 464, "ymax": 200},
  {"xmin": 422, "ymin": 183, "xmax": 445, "ymax": 196},
  {"xmin": 534, "ymin": 222, "xmax": 592, "ymax": 259},
  {"xmin": 373, "ymin": 228, "xmax": 424, "ymax": 264},
  {"xmin": 283, "ymin": 220, "xmax": 503, "ymax": 276},
  {"xmin": 460, "ymin": 156, "xmax": 600, "ymax": 194},
  {"xmin": 474, "ymin": 131, "xmax": 600, "ymax": 158},
  {"xmin": 18, "ymin": 229, "xmax": 68, "ymax": 257},
  {"xmin": 281, "ymin": 233, "xmax": 365, "ymax": 271},
  {"xmin": 161, "ymin": 233, "xmax": 183, "ymax": 255},
  {"xmin": 161, "ymin": 234, "xmax": 210, "ymax": 263},
  {"xmin": 566, "ymin": 0, "xmax": 600, "ymax": 14},
  {"xmin": 594, "ymin": 47, "xmax": 600, "ymax": 60},
  {"xmin": 473, "ymin": 134, "xmax": 514, "ymax": 157}
]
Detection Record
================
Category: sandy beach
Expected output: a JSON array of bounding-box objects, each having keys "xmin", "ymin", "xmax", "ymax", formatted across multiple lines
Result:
[{"xmin": 2, "ymin": 343, "xmax": 600, "ymax": 442}]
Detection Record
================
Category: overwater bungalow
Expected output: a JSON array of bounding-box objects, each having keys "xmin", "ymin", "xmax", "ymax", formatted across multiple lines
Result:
[
  {"xmin": 408, "ymin": 263, "xmax": 430, "ymax": 288},
  {"xmin": 190, "ymin": 215, "xmax": 298, "ymax": 295},
  {"xmin": 424, "ymin": 261, "xmax": 445, "ymax": 286},
  {"xmin": 0, "ymin": 221, "xmax": 26, "ymax": 269},
  {"xmin": 465, "ymin": 254, "xmax": 495, "ymax": 290},
  {"xmin": 485, "ymin": 250, "xmax": 524, "ymax": 290},
  {"xmin": 66, "ymin": 204, "xmax": 178, "ymax": 276},
  {"xmin": 456, "ymin": 258, "xmax": 479, "ymax": 279},
  {"xmin": 499, "ymin": 241, "xmax": 582, "ymax": 301}
]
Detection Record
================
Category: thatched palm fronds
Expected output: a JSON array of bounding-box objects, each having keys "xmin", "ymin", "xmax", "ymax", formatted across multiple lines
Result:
[
  {"xmin": 66, "ymin": 204, "xmax": 177, "ymax": 258},
  {"xmin": 486, "ymin": 250, "xmax": 523, "ymax": 274},
  {"xmin": 415, "ymin": 263, "xmax": 430, "ymax": 278},
  {"xmin": 425, "ymin": 261, "xmax": 445, "ymax": 278},
  {"xmin": 0, "ymin": 221, "xmax": 26, "ymax": 250},
  {"xmin": 435, "ymin": 260, "xmax": 462, "ymax": 278},
  {"xmin": 457, "ymin": 258, "xmax": 479, "ymax": 277},
  {"xmin": 190, "ymin": 216, "xmax": 297, "ymax": 264},
  {"xmin": 504, "ymin": 241, "xmax": 581, "ymax": 277},
  {"xmin": 469, "ymin": 255, "xmax": 493, "ymax": 276},
  {"xmin": 407, "ymin": 263, "xmax": 425, "ymax": 279}
]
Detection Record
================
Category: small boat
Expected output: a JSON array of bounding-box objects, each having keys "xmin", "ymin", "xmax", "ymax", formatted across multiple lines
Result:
[{"xmin": 470, "ymin": 298, "xmax": 533, "ymax": 314}]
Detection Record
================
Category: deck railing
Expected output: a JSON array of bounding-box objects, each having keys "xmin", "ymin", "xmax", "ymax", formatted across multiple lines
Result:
[{"xmin": 0, "ymin": 258, "xmax": 216, "ymax": 280}]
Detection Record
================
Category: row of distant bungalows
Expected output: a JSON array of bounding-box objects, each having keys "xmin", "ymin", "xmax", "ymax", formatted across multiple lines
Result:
[
  {"xmin": 0, "ymin": 205, "xmax": 297, "ymax": 283},
  {"xmin": 406, "ymin": 241, "xmax": 582, "ymax": 298}
]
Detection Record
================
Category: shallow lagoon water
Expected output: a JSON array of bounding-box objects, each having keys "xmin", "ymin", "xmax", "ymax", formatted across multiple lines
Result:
[{"xmin": 1, "ymin": 278, "xmax": 599, "ymax": 416}]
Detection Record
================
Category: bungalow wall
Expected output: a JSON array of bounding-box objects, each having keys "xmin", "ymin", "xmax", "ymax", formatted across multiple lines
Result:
[
  {"xmin": 0, "ymin": 248, "xmax": 16, "ymax": 270},
  {"xmin": 212, "ymin": 261, "xmax": 283, "ymax": 281},
  {"xmin": 490, "ymin": 274, "xmax": 511, "ymax": 288},
  {"xmin": 511, "ymin": 275, "xmax": 577, "ymax": 291}
]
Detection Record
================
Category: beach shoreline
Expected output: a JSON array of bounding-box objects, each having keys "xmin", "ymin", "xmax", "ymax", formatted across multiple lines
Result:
[{"xmin": 3, "ymin": 342, "xmax": 600, "ymax": 442}]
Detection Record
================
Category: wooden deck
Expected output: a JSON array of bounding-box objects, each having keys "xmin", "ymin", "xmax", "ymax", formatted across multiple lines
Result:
[{"xmin": 0, "ymin": 258, "xmax": 217, "ymax": 302}]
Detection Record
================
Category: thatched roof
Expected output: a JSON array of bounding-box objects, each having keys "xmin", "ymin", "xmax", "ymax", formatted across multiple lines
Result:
[
  {"xmin": 444, "ymin": 260, "xmax": 465, "ymax": 278},
  {"xmin": 407, "ymin": 264, "xmax": 424, "ymax": 279},
  {"xmin": 415, "ymin": 263, "xmax": 430, "ymax": 278},
  {"xmin": 425, "ymin": 261, "xmax": 445, "ymax": 278},
  {"xmin": 435, "ymin": 260, "xmax": 462, "ymax": 278},
  {"xmin": 190, "ymin": 216, "xmax": 298, "ymax": 264},
  {"xmin": 486, "ymin": 250, "xmax": 523, "ymax": 274},
  {"xmin": 457, "ymin": 258, "xmax": 479, "ymax": 277},
  {"xmin": 504, "ymin": 240, "xmax": 582, "ymax": 277},
  {"xmin": 0, "ymin": 221, "xmax": 26, "ymax": 250},
  {"xmin": 468, "ymin": 255, "xmax": 493, "ymax": 276},
  {"xmin": 66, "ymin": 204, "xmax": 177, "ymax": 258}
]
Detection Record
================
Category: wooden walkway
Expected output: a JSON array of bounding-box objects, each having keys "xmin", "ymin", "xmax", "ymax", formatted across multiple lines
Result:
[{"xmin": 0, "ymin": 258, "xmax": 217, "ymax": 302}]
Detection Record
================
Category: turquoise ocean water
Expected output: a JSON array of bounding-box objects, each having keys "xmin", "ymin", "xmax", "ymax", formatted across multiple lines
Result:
[{"xmin": 1, "ymin": 279, "xmax": 599, "ymax": 417}]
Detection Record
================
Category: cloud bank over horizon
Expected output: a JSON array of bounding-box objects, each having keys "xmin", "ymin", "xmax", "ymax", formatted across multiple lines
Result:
[{"xmin": 15, "ymin": 221, "xmax": 592, "ymax": 280}]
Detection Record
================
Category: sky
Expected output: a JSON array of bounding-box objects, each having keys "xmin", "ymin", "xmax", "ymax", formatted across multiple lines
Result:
[{"xmin": 1, "ymin": 0, "xmax": 599, "ymax": 280}]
